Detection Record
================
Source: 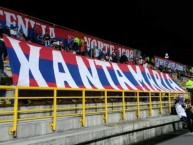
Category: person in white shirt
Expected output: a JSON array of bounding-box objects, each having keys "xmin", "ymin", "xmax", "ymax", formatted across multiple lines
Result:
[{"xmin": 175, "ymin": 98, "xmax": 193, "ymax": 134}]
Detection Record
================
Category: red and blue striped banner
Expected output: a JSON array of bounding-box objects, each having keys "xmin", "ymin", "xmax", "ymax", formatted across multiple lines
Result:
[{"xmin": 4, "ymin": 35, "xmax": 184, "ymax": 92}]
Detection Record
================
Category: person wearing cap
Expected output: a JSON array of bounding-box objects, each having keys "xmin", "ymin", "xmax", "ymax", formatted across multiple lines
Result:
[{"xmin": 175, "ymin": 98, "xmax": 193, "ymax": 134}]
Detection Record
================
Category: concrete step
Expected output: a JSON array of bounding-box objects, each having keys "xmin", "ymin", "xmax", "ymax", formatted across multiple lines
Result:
[{"xmin": 0, "ymin": 116, "xmax": 182, "ymax": 145}]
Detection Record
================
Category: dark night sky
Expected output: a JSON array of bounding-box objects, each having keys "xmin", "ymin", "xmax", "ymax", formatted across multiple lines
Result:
[{"xmin": 1, "ymin": 0, "xmax": 193, "ymax": 66}]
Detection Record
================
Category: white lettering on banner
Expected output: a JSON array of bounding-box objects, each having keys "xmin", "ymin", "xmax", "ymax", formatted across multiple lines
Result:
[
  {"xmin": 49, "ymin": 27, "xmax": 56, "ymax": 38},
  {"xmin": 95, "ymin": 60, "xmax": 119, "ymax": 90},
  {"xmin": 97, "ymin": 41, "xmax": 104, "ymax": 51},
  {"xmin": 5, "ymin": 35, "xmax": 185, "ymax": 92},
  {"xmin": 0, "ymin": 10, "xmax": 3, "ymax": 15},
  {"xmin": 40, "ymin": 25, "xmax": 46, "ymax": 35},
  {"xmin": 4, "ymin": 11, "xmax": 17, "ymax": 27},
  {"xmin": 1, "ymin": 9, "xmax": 56, "ymax": 37},
  {"xmin": 155, "ymin": 58, "xmax": 160, "ymax": 67},
  {"xmin": 76, "ymin": 56, "xmax": 104, "ymax": 89},
  {"xmin": 125, "ymin": 49, "xmax": 134, "ymax": 58},
  {"xmin": 152, "ymin": 71, "xmax": 169, "ymax": 91},
  {"xmin": 144, "ymin": 68, "xmax": 160, "ymax": 91},
  {"xmin": 53, "ymin": 51, "xmax": 78, "ymax": 88},
  {"xmin": 155, "ymin": 56, "xmax": 185, "ymax": 71},
  {"xmin": 103, "ymin": 43, "xmax": 110, "ymax": 52},
  {"xmin": 91, "ymin": 39, "xmax": 97, "ymax": 48},
  {"xmin": 84, "ymin": 37, "xmax": 91, "ymax": 51},
  {"xmin": 176, "ymin": 64, "xmax": 184, "ymax": 71},
  {"xmin": 119, "ymin": 48, "xmax": 125, "ymax": 55},
  {"xmin": 91, "ymin": 39, "xmax": 98, "ymax": 57},
  {"xmin": 17, "ymin": 15, "xmax": 29, "ymax": 36},
  {"xmin": 84, "ymin": 36, "xmax": 110, "ymax": 52},
  {"xmin": 112, "ymin": 63, "xmax": 137, "ymax": 90},
  {"xmin": 165, "ymin": 74, "xmax": 184, "ymax": 91},
  {"xmin": 128, "ymin": 65, "xmax": 153, "ymax": 91},
  {"xmin": 83, "ymin": 36, "xmax": 133, "ymax": 57},
  {"xmin": 109, "ymin": 45, "xmax": 114, "ymax": 54},
  {"xmin": 118, "ymin": 48, "xmax": 134, "ymax": 58},
  {"xmin": 29, "ymin": 20, "xmax": 35, "ymax": 29},
  {"xmin": 7, "ymin": 37, "xmax": 48, "ymax": 86},
  {"xmin": 129, "ymin": 50, "xmax": 134, "ymax": 58},
  {"xmin": 168, "ymin": 62, "xmax": 175, "ymax": 70},
  {"xmin": 160, "ymin": 73, "xmax": 171, "ymax": 90}
]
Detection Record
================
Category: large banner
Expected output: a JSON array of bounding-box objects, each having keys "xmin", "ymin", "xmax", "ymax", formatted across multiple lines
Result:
[
  {"xmin": 0, "ymin": 7, "xmax": 134, "ymax": 58},
  {"xmin": 4, "ymin": 35, "xmax": 184, "ymax": 92}
]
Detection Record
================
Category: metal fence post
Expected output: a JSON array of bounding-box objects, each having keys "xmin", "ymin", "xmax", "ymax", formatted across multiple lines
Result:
[
  {"xmin": 122, "ymin": 91, "xmax": 126, "ymax": 120},
  {"xmin": 136, "ymin": 92, "xmax": 140, "ymax": 118},
  {"xmin": 50, "ymin": 88, "xmax": 57, "ymax": 131},
  {"xmin": 80, "ymin": 90, "xmax": 86, "ymax": 126},
  {"xmin": 9, "ymin": 86, "xmax": 18, "ymax": 137}
]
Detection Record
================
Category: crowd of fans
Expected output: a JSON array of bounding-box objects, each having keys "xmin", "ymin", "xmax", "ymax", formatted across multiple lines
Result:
[
  {"xmin": 0, "ymin": 23, "xmax": 193, "ymax": 85},
  {"xmin": 1, "ymin": 22, "xmax": 193, "ymax": 107}
]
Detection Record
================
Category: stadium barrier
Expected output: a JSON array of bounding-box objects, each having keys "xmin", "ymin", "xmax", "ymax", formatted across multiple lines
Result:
[{"xmin": 0, "ymin": 85, "xmax": 188, "ymax": 137}]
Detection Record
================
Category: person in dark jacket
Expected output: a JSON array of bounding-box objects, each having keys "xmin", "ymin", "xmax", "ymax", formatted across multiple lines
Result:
[
  {"xmin": 119, "ymin": 52, "xmax": 128, "ymax": 64},
  {"xmin": 0, "ymin": 36, "xmax": 7, "ymax": 85},
  {"xmin": 185, "ymin": 99, "xmax": 193, "ymax": 125}
]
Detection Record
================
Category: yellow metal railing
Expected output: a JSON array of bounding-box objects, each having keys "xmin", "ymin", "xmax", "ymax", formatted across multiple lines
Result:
[{"xmin": 0, "ymin": 85, "xmax": 189, "ymax": 137}]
